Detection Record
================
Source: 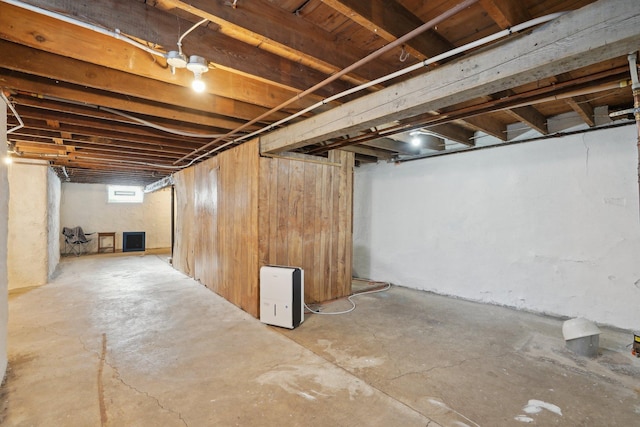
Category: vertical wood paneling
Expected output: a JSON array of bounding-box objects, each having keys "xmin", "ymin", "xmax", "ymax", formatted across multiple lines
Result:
[
  {"xmin": 173, "ymin": 166, "xmax": 195, "ymax": 276},
  {"xmin": 275, "ymin": 159, "xmax": 290, "ymax": 264},
  {"xmin": 266, "ymin": 159, "xmax": 278, "ymax": 266},
  {"xmin": 217, "ymin": 140, "xmax": 260, "ymax": 317},
  {"xmin": 314, "ymin": 166, "xmax": 330, "ymax": 302},
  {"xmin": 258, "ymin": 157, "xmax": 271, "ymax": 268},
  {"xmin": 172, "ymin": 140, "xmax": 353, "ymax": 318},
  {"xmin": 288, "ymin": 160, "xmax": 304, "ymax": 267},
  {"xmin": 330, "ymin": 150, "xmax": 354, "ymax": 299},
  {"xmin": 194, "ymin": 157, "xmax": 218, "ymax": 290},
  {"xmin": 302, "ymin": 162, "xmax": 317, "ymax": 300},
  {"xmin": 258, "ymin": 150, "xmax": 354, "ymax": 304}
]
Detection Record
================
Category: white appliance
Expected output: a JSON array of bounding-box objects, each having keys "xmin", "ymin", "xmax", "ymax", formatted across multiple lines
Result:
[{"xmin": 260, "ymin": 266, "xmax": 304, "ymax": 329}]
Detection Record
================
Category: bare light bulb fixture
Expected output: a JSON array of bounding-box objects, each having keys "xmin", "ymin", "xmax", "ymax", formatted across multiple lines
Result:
[
  {"xmin": 3, "ymin": 156, "xmax": 12, "ymax": 165},
  {"xmin": 166, "ymin": 50, "xmax": 188, "ymax": 75},
  {"xmin": 186, "ymin": 55, "xmax": 208, "ymax": 93},
  {"xmin": 191, "ymin": 74, "xmax": 206, "ymax": 93},
  {"xmin": 409, "ymin": 131, "xmax": 422, "ymax": 147}
]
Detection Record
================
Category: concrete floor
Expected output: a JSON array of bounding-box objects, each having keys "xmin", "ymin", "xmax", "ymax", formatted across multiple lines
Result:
[{"xmin": 2, "ymin": 254, "xmax": 639, "ymax": 426}]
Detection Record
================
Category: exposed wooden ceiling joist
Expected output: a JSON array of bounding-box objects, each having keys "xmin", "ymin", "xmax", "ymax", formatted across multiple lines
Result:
[
  {"xmin": 1, "ymin": 0, "xmax": 635, "ymax": 185},
  {"xmin": 260, "ymin": 0, "xmax": 640, "ymax": 154}
]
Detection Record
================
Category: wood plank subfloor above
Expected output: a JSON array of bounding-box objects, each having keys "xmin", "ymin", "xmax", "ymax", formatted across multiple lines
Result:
[{"xmin": 3, "ymin": 255, "xmax": 638, "ymax": 425}]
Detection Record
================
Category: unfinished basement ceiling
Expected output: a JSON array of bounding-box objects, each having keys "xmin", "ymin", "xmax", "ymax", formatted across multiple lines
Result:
[{"xmin": 0, "ymin": 0, "xmax": 637, "ymax": 185}]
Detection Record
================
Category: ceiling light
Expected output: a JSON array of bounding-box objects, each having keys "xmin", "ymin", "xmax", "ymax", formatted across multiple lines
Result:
[
  {"xmin": 166, "ymin": 50, "xmax": 187, "ymax": 74},
  {"xmin": 3, "ymin": 156, "xmax": 12, "ymax": 165},
  {"xmin": 191, "ymin": 75, "xmax": 206, "ymax": 93},
  {"xmin": 186, "ymin": 55, "xmax": 208, "ymax": 93},
  {"xmin": 410, "ymin": 136, "xmax": 421, "ymax": 147}
]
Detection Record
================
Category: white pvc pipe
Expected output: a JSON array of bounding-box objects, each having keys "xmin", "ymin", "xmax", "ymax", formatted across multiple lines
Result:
[{"xmin": 3, "ymin": 0, "xmax": 166, "ymax": 58}]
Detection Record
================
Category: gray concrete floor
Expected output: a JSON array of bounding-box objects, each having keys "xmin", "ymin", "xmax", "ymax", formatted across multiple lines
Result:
[{"xmin": 2, "ymin": 254, "xmax": 639, "ymax": 426}]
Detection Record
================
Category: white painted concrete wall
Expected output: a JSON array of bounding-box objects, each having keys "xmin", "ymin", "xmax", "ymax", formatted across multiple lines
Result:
[
  {"xmin": 8, "ymin": 163, "xmax": 49, "ymax": 289},
  {"xmin": 1, "ymin": 98, "xmax": 9, "ymax": 378},
  {"xmin": 60, "ymin": 183, "xmax": 171, "ymax": 253},
  {"xmin": 47, "ymin": 169, "xmax": 61, "ymax": 278},
  {"xmin": 353, "ymin": 124, "xmax": 640, "ymax": 330}
]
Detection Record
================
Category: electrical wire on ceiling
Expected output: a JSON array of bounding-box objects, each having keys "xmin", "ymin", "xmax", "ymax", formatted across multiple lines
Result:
[
  {"xmin": 23, "ymin": 94, "xmax": 231, "ymax": 140},
  {"xmin": 304, "ymin": 281, "xmax": 391, "ymax": 315},
  {"xmin": 98, "ymin": 106, "xmax": 230, "ymax": 139},
  {"xmin": 177, "ymin": 18, "xmax": 208, "ymax": 55}
]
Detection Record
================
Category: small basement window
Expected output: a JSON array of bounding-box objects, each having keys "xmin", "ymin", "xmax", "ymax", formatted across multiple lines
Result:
[{"xmin": 107, "ymin": 185, "xmax": 144, "ymax": 203}]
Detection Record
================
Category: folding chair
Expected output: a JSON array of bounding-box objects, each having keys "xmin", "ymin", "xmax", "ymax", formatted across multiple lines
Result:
[{"xmin": 62, "ymin": 226, "xmax": 95, "ymax": 256}]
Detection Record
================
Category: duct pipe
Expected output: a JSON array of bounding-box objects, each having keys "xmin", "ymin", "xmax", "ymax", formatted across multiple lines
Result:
[{"xmin": 173, "ymin": 0, "xmax": 480, "ymax": 164}]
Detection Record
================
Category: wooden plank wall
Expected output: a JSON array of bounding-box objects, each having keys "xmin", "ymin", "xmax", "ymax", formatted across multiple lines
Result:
[
  {"xmin": 258, "ymin": 149, "xmax": 354, "ymax": 303},
  {"xmin": 173, "ymin": 139, "xmax": 353, "ymax": 317},
  {"xmin": 173, "ymin": 165, "xmax": 195, "ymax": 276},
  {"xmin": 194, "ymin": 156, "xmax": 219, "ymax": 290},
  {"xmin": 215, "ymin": 140, "xmax": 260, "ymax": 316}
]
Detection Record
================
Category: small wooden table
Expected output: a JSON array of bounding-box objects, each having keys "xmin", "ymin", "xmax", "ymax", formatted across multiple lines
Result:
[{"xmin": 98, "ymin": 232, "xmax": 116, "ymax": 253}]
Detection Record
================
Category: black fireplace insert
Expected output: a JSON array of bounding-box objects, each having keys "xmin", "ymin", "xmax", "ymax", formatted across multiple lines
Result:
[{"xmin": 123, "ymin": 232, "xmax": 145, "ymax": 252}]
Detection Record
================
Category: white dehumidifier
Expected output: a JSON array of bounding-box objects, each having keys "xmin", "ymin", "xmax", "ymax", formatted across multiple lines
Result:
[{"xmin": 259, "ymin": 266, "xmax": 304, "ymax": 329}]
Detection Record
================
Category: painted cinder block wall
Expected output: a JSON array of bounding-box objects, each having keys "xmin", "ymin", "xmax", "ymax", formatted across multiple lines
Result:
[
  {"xmin": 60, "ymin": 183, "xmax": 171, "ymax": 253},
  {"xmin": 7, "ymin": 163, "xmax": 61, "ymax": 290},
  {"xmin": 353, "ymin": 124, "xmax": 640, "ymax": 330},
  {"xmin": 8, "ymin": 163, "xmax": 50, "ymax": 289}
]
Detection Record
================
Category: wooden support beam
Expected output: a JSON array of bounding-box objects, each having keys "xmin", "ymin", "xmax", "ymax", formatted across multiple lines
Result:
[
  {"xmin": 0, "ymin": 40, "xmax": 288, "ymax": 122},
  {"xmin": 361, "ymin": 138, "xmax": 418, "ymax": 155},
  {"xmin": 479, "ymin": 0, "xmax": 531, "ymax": 29},
  {"xmin": 2, "ymin": 0, "xmax": 349, "ymax": 99},
  {"xmin": 427, "ymin": 124, "xmax": 476, "ymax": 147},
  {"xmin": 566, "ymin": 96, "xmax": 596, "ymax": 127},
  {"xmin": 261, "ymin": 0, "xmax": 640, "ymax": 154},
  {"xmin": 506, "ymin": 106, "xmax": 549, "ymax": 134},
  {"xmin": 0, "ymin": 70, "xmax": 247, "ymax": 129},
  {"xmin": 157, "ymin": 0, "xmax": 397, "ymax": 86},
  {"xmin": 13, "ymin": 139, "xmax": 181, "ymax": 161},
  {"xmin": 320, "ymin": 0, "xmax": 454, "ymax": 60},
  {"xmin": 11, "ymin": 135, "xmax": 190, "ymax": 158},
  {"xmin": 341, "ymin": 145, "xmax": 394, "ymax": 160},
  {"xmin": 10, "ymin": 125, "xmax": 200, "ymax": 153},
  {"xmin": 460, "ymin": 117, "xmax": 507, "ymax": 141},
  {"xmin": 261, "ymin": 152, "xmax": 341, "ymax": 166},
  {"xmin": 14, "ymin": 106, "xmax": 210, "ymax": 146},
  {"xmin": 12, "ymin": 95, "xmax": 250, "ymax": 133}
]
